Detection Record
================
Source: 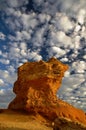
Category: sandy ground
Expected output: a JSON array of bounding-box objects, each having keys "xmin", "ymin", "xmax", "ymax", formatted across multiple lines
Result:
[{"xmin": 0, "ymin": 109, "xmax": 53, "ymax": 130}]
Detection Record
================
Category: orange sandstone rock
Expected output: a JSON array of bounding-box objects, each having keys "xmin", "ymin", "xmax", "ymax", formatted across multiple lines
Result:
[{"xmin": 8, "ymin": 57, "xmax": 86, "ymax": 128}]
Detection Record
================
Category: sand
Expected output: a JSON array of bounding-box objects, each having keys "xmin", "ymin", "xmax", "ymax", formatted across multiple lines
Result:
[{"xmin": 0, "ymin": 109, "xmax": 53, "ymax": 130}]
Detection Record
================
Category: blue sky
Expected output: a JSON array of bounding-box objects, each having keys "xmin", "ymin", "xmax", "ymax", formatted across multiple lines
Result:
[{"xmin": 0, "ymin": 0, "xmax": 86, "ymax": 111}]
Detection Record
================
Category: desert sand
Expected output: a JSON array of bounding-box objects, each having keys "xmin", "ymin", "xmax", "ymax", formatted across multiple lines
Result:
[{"xmin": 0, "ymin": 109, "xmax": 53, "ymax": 130}]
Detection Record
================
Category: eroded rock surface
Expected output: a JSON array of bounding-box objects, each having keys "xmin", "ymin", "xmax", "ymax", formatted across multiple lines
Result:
[
  {"xmin": 8, "ymin": 57, "xmax": 86, "ymax": 129},
  {"xmin": 53, "ymin": 117, "xmax": 86, "ymax": 130}
]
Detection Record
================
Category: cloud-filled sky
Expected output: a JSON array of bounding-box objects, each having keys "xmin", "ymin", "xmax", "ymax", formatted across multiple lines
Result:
[{"xmin": 0, "ymin": 0, "xmax": 86, "ymax": 111}]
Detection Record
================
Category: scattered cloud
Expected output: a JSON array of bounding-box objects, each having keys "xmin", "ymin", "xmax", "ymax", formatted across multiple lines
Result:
[
  {"xmin": 0, "ymin": 32, "xmax": 6, "ymax": 40},
  {"xmin": 0, "ymin": 79, "xmax": 4, "ymax": 86},
  {"xmin": 0, "ymin": 59, "xmax": 10, "ymax": 65},
  {"xmin": 6, "ymin": 0, "xmax": 28, "ymax": 8},
  {"xmin": 0, "ymin": 0, "xmax": 86, "ymax": 111}
]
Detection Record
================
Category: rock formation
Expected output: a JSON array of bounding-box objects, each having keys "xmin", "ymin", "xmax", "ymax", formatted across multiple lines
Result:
[
  {"xmin": 8, "ymin": 57, "xmax": 86, "ymax": 129},
  {"xmin": 53, "ymin": 117, "xmax": 86, "ymax": 130}
]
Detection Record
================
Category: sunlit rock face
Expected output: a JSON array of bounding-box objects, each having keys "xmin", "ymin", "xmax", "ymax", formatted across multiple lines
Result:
[
  {"xmin": 8, "ymin": 57, "xmax": 68, "ymax": 114},
  {"xmin": 8, "ymin": 57, "xmax": 86, "ymax": 128}
]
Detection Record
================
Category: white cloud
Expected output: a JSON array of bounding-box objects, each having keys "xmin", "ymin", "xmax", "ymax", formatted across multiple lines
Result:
[
  {"xmin": 74, "ymin": 25, "xmax": 81, "ymax": 32},
  {"xmin": 61, "ymin": 57, "xmax": 68, "ymax": 62},
  {"xmin": 21, "ymin": 13, "xmax": 38, "ymax": 30},
  {"xmin": 20, "ymin": 49, "xmax": 27, "ymax": 57},
  {"xmin": 31, "ymin": 27, "xmax": 46, "ymax": 47},
  {"xmin": 5, "ymin": 73, "xmax": 17, "ymax": 85},
  {"xmin": 38, "ymin": 13, "xmax": 51, "ymax": 23},
  {"xmin": 72, "ymin": 61, "xmax": 86, "ymax": 73},
  {"xmin": 27, "ymin": 50, "xmax": 42, "ymax": 61},
  {"xmin": 56, "ymin": 31, "xmax": 73, "ymax": 48},
  {"xmin": 0, "ymin": 89, "xmax": 5, "ymax": 95},
  {"xmin": 50, "ymin": 46, "xmax": 66, "ymax": 58},
  {"xmin": 83, "ymin": 55, "xmax": 86, "ymax": 59},
  {"xmin": 7, "ymin": 65, "xmax": 16, "ymax": 73},
  {"xmin": 60, "ymin": 15, "xmax": 73, "ymax": 31},
  {"xmin": 54, "ymin": 13, "xmax": 73, "ymax": 32},
  {"xmin": 0, "ymin": 79, "xmax": 4, "ymax": 86},
  {"xmin": 9, "ymin": 45, "xmax": 20, "ymax": 59},
  {"xmin": 16, "ymin": 31, "xmax": 31, "ymax": 41},
  {"xmin": 32, "ymin": 0, "xmax": 86, "ymax": 17},
  {"xmin": 77, "ymin": 9, "xmax": 86, "ymax": 24},
  {"xmin": 0, "ymin": 50, "xmax": 2, "ymax": 55},
  {"xmin": 0, "ymin": 32, "xmax": 6, "ymax": 40},
  {"xmin": 0, "ymin": 69, "xmax": 17, "ymax": 87},
  {"xmin": 6, "ymin": 0, "xmax": 28, "ymax": 8},
  {"xmin": 20, "ymin": 42, "xmax": 27, "ymax": 49},
  {"xmin": 0, "ymin": 59, "xmax": 10, "ymax": 65}
]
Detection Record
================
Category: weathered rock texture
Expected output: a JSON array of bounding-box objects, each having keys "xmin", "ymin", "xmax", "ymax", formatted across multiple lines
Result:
[
  {"xmin": 53, "ymin": 117, "xmax": 86, "ymax": 130},
  {"xmin": 8, "ymin": 57, "xmax": 86, "ymax": 129}
]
